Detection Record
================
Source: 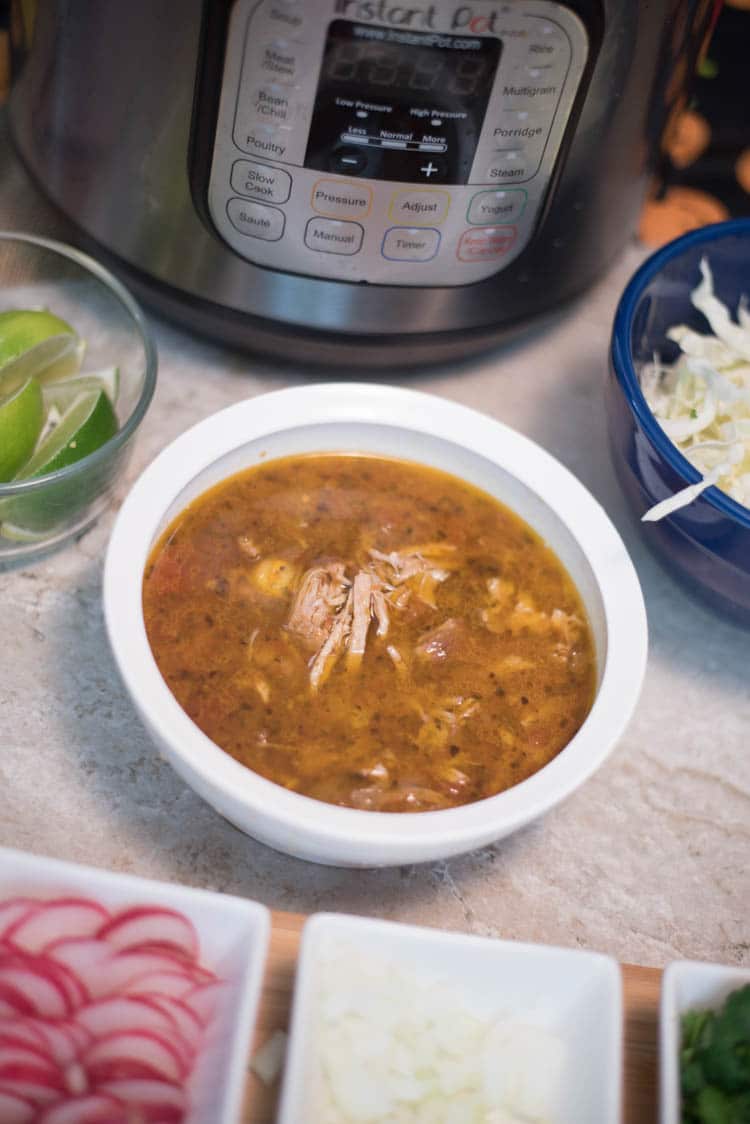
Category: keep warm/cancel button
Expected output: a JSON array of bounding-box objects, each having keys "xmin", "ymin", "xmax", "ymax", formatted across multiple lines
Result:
[{"xmin": 311, "ymin": 179, "xmax": 372, "ymax": 219}]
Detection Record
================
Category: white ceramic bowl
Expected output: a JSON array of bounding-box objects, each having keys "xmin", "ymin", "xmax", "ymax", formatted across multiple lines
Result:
[
  {"xmin": 0, "ymin": 845, "xmax": 270, "ymax": 1124},
  {"xmin": 103, "ymin": 383, "xmax": 648, "ymax": 867},
  {"xmin": 660, "ymin": 959, "xmax": 750, "ymax": 1124},
  {"xmin": 278, "ymin": 913, "xmax": 623, "ymax": 1123}
]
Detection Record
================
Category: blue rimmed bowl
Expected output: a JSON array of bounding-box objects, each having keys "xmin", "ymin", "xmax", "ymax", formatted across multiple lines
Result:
[{"xmin": 607, "ymin": 218, "xmax": 750, "ymax": 626}]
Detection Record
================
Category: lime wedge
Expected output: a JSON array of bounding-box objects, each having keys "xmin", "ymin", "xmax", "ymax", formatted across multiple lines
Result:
[
  {"xmin": 0, "ymin": 334, "xmax": 85, "ymax": 397},
  {"xmin": 0, "ymin": 309, "xmax": 76, "ymax": 368},
  {"xmin": 0, "ymin": 521, "xmax": 51, "ymax": 543},
  {"xmin": 0, "ymin": 376, "xmax": 44, "ymax": 481},
  {"xmin": 42, "ymin": 367, "xmax": 119, "ymax": 414},
  {"xmin": 15, "ymin": 388, "xmax": 118, "ymax": 479}
]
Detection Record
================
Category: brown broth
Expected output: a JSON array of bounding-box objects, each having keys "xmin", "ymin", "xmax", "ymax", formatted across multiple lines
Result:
[{"xmin": 142, "ymin": 454, "xmax": 596, "ymax": 812}]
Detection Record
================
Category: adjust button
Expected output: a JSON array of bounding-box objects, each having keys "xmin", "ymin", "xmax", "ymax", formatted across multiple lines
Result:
[
  {"xmin": 227, "ymin": 198, "xmax": 285, "ymax": 241},
  {"xmin": 382, "ymin": 227, "xmax": 440, "ymax": 262},
  {"xmin": 311, "ymin": 179, "xmax": 372, "ymax": 219},
  {"xmin": 468, "ymin": 189, "xmax": 526, "ymax": 225},
  {"xmin": 389, "ymin": 190, "xmax": 450, "ymax": 227},
  {"xmin": 457, "ymin": 226, "xmax": 517, "ymax": 263},
  {"xmin": 231, "ymin": 160, "xmax": 292, "ymax": 204},
  {"xmin": 305, "ymin": 217, "xmax": 364, "ymax": 255}
]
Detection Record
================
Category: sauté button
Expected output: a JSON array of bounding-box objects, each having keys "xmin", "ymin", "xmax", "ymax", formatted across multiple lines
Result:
[
  {"xmin": 305, "ymin": 217, "xmax": 364, "ymax": 255},
  {"xmin": 227, "ymin": 198, "xmax": 285, "ymax": 241},
  {"xmin": 457, "ymin": 225, "xmax": 517, "ymax": 262},
  {"xmin": 230, "ymin": 160, "xmax": 292, "ymax": 204},
  {"xmin": 389, "ymin": 190, "xmax": 450, "ymax": 227},
  {"xmin": 382, "ymin": 227, "xmax": 440, "ymax": 262}
]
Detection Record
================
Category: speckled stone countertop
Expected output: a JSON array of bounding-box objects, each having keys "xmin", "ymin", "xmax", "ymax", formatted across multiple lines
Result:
[{"xmin": 1, "ymin": 114, "xmax": 748, "ymax": 971}]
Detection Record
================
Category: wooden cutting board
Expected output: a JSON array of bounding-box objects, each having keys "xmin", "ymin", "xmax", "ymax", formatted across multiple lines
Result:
[{"xmin": 242, "ymin": 910, "xmax": 662, "ymax": 1123}]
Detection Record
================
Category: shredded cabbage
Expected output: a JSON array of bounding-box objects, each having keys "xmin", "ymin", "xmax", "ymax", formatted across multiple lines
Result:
[{"xmin": 638, "ymin": 257, "xmax": 750, "ymax": 521}]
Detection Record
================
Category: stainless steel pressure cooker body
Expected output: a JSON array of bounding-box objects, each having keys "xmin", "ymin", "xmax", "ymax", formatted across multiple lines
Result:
[{"xmin": 9, "ymin": 0, "xmax": 713, "ymax": 366}]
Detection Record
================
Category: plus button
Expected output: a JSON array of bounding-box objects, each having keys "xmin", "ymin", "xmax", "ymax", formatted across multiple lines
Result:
[{"xmin": 420, "ymin": 161, "xmax": 438, "ymax": 178}]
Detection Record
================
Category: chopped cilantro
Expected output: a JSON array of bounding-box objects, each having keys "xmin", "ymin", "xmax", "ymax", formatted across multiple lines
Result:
[{"xmin": 680, "ymin": 984, "xmax": 750, "ymax": 1123}]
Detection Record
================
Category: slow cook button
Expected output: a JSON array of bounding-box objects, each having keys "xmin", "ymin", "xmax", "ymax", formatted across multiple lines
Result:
[
  {"xmin": 388, "ymin": 190, "xmax": 450, "ymax": 227},
  {"xmin": 311, "ymin": 179, "xmax": 372, "ymax": 219},
  {"xmin": 227, "ymin": 198, "xmax": 285, "ymax": 241},
  {"xmin": 230, "ymin": 160, "xmax": 292, "ymax": 204},
  {"xmin": 457, "ymin": 225, "xmax": 517, "ymax": 263},
  {"xmin": 382, "ymin": 227, "xmax": 440, "ymax": 262},
  {"xmin": 468, "ymin": 189, "xmax": 527, "ymax": 225},
  {"xmin": 305, "ymin": 217, "xmax": 364, "ymax": 255}
]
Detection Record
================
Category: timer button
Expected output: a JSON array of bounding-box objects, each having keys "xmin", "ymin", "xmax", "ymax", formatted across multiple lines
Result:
[
  {"xmin": 382, "ymin": 227, "xmax": 440, "ymax": 263},
  {"xmin": 227, "ymin": 198, "xmax": 285, "ymax": 242},
  {"xmin": 389, "ymin": 190, "xmax": 450, "ymax": 227}
]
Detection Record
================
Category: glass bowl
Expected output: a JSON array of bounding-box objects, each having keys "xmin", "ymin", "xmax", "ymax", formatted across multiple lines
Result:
[
  {"xmin": 607, "ymin": 218, "xmax": 750, "ymax": 625},
  {"xmin": 0, "ymin": 232, "xmax": 157, "ymax": 563}
]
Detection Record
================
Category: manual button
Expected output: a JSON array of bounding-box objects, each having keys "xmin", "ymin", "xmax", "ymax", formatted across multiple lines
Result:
[
  {"xmin": 305, "ymin": 217, "xmax": 364, "ymax": 255},
  {"xmin": 227, "ymin": 198, "xmax": 285, "ymax": 241},
  {"xmin": 389, "ymin": 190, "xmax": 450, "ymax": 227},
  {"xmin": 311, "ymin": 179, "xmax": 372, "ymax": 219},
  {"xmin": 382, "ymin": 227, "xmax": 440, "ymax": 262},
  {"xmin": 231, "ymin": 160, "xmax": 291, "ymax": 204}
]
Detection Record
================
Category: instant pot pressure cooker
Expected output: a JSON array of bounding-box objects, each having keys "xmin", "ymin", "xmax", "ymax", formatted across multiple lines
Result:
[{"xmin": 9, "ymin": 1, "xmax": 715, "ymax": 366}]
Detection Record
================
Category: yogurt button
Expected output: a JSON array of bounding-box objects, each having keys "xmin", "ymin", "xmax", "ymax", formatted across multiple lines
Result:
[{"xmin": 468, "ymin": 189, "xmax": 527, "ymax": 225}]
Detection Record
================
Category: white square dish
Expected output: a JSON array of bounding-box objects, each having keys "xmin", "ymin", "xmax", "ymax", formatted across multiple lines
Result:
[
  {"xmin": 0, "ymin": 845, "xmax": 270, "ymax": 1124},
  {"xmin": 660, "ymin": 959, "xmax": 750, "ymax": 1124},
  {"xmin": 278, "ymin": 913, "xmax": 623, "ymax": 1124}
]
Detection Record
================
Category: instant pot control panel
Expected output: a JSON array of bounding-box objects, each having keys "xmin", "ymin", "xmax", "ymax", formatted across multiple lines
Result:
[{"xmin": 207, "ymin": 1, "xmax": 588, "ymax": 287}]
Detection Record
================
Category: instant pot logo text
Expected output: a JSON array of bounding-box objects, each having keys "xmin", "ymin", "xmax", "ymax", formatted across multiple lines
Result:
[{"xmin": 334, "ymin": 1, "xmax": 501, "ymax": 33}]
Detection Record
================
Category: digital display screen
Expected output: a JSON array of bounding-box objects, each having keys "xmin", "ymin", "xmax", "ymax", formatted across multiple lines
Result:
[{"xmin": 304, "ymin": 21, "xmax": 502, "ymax": 184}]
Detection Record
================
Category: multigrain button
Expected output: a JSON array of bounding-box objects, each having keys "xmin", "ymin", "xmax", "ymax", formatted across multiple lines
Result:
[
  {"xmin": 311, "ymin": 179, "xmax": 372, "ymax": 219},
  {"xmin": 389, "ymin": 190, "xmax": 450, "ymax": 227},
  {"xmin": 230, "ymin": 160, "xmax": 292, "ymax": 204},
  {"xmin": 305, "ymin": 217, "xmax": 364, "ymax": 255},
  {"xmin": 457, "ymin": 225, "xmax": 517, "ymax": 262},
  {"xmin": 382, "ymin": 227, "xmax": 440, "ymax": 262},
  {"xmin": 227, "ymin": 198, "xmax": 285, "ymax": 241},
  {"xmin": 468, "ymin": 189, "xmax": 527, "ymax": 225}
]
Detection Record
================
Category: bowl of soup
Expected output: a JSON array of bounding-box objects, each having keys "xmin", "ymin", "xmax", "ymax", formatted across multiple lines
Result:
[{"xmin": 104, "ymin": 384, "xmax": 647, "ymax": 867}]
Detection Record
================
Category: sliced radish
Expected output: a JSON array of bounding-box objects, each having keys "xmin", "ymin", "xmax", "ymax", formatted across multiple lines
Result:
[
  {"xmin": 27, "ymin": 1019, "xmax": 91, "ymax": 1067},
  {"xmin": 119, "ymin": 970, "xmax": 197, "ymax": 1001},
  {"xmin": 0, "ymin": 1074, "xmax": 63, "ymax": 1105},
  {"xmin": 182, "ymin": 979, "xmax": 227, "ymax": 1024},
  {"xmin": 76, "ymin": 996, "xmax": 191, "ymax": 1066},
  {"xmin": 0, "ymin": 966, "xmax": 70, "ymax": 1019},
  {"xmin": 94, "ymin": 1079, "xmax": 186, "ymax": 1122},
  {"xmin": 0, "ymin": 1089, "xmax": 36, "ymax": 1123},
  {"xmin": 133, "ymin": 995, "xmax": 204, "ymax": 1050},
  {"xmin": 37, "ymin": 1094, "xmax": 129, "ymax": 1124},
  {"xmin": 98, "ymin": 908, "xmax": 199, "ymax": 962},
  {"xmin": 83, "ymin": 1029, "xmax": 186, "ymax": 1084},
  {"xmin": 0, "ymin": 902, "xmax": 39, "ymax": 940},
  {"xmin": 0, "ymin": 1047, "xmax": 62, "ymax": 1085},
  {"xmin": 99, "ymin": 950, "xmax": 198, "ymax": 994},
  {"xmin": 45, "ymin": 939, "xmax": 116, "ymax": 997},
  {"xmin": 8, "ymin": 900, "xmax": 110, "ymax": 954},
  {"xmin": 0, "ymin": 1023, "xmax": 53, "ymax": 1057}
]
